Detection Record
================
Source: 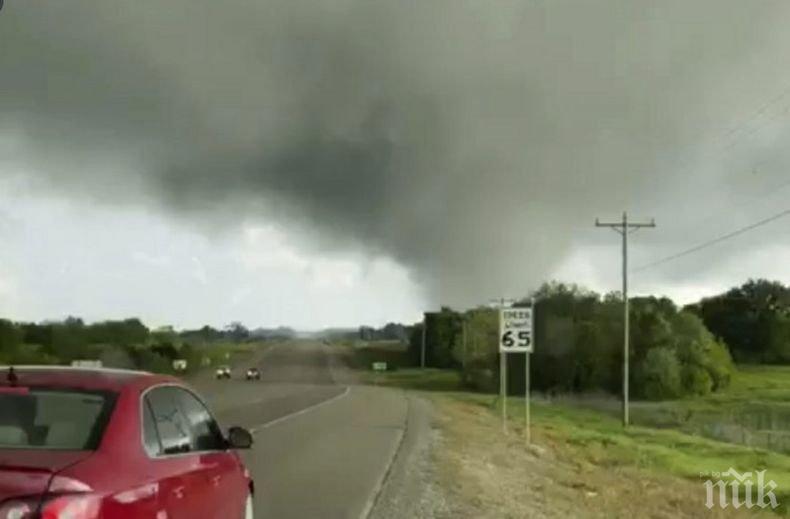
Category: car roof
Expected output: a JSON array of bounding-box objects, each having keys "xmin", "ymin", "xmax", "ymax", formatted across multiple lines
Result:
[{"xmin": 0, "ymin": 366, "xmax": 179, "ymax": 392}]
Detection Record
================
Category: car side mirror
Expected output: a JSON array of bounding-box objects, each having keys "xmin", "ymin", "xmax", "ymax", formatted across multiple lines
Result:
[{"xmin": 227, "ymin": 426, "xmax": 253, "ymax": 450}]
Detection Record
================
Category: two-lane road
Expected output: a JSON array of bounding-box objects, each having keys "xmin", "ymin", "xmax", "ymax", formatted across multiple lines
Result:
[{"xmin": 194, "ymin": 341, "xmax": 410, "ymax": 519}]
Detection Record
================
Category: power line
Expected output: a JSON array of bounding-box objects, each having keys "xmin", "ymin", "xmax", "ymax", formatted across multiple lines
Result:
[
  {"xmin": 692, "ymin": 176, "xmax": 790, "ymax": 231},
  {"xmin": 634, "ymin": 207, "xmax": 790, "ymax": 273},
  {"xmin": 650, "ymin": 81, "xmax": 790, "ymax": 228},
  {"xmin": 722, "ymin": 82, "xmax": 790, "ymax": 143}
]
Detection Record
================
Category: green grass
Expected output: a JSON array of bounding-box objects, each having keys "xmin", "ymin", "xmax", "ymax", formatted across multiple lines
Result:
[
  {"xmin": 338, "ymin": 340, "xmax": 415, "ymax": 371},
  {"xmin": 197, "ymin": 340, "xmax": 260, "ymax": 366},
  {"xmin": 335, "ymin": 339, "xmax": 464, "ymax": 391},
  {"xmin": 353, "ymin": 359, "xmax": 790, "ymax": 515},
  {"xmin": 628, "ymin": 364, "xmax": 790, "ymax": 454},
  {"xmin": 344, "ymin": 346, "xmax": 790, "ymax": 512},
  {"xmin": 364, "ymin": 368, "xmax": 463, "ymax": 392},
  {"xmin": 449, "ymin": 391, "xmax": 790, "ymax": 514},
  {"xmin": 723, "ymin": 365, "xmax": 790, "ymax": 402}
]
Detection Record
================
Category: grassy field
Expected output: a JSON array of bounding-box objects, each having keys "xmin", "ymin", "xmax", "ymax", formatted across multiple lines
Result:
[
  {"xmin": 196, "ymin": 340, "xmax": 261, "ymax": 367},
  {"xmin": 629, "ymin": 365, "xmax": 790, "ymax": 454},
  {"xmin": 341, "ymin": 342, "xmax": 790, "ymax": 515},
  {"xmin": 336, "ymin": 340, "xmax": 463, "ymax": 391},
  {"xmin": 335, "ymin": 339, "xmax": 414, "ymax": 370},
  {"xmin": 433, "ymin": 393, "xmax": 782, "ymax": 518}
]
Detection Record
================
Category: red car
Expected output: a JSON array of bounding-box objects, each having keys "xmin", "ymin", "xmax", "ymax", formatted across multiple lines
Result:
[{"xmin": 0, "ymin": 366, "xmax": 255, "ymax": 518}]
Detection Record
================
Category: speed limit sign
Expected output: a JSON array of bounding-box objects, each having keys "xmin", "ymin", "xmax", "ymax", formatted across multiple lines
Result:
[{"xmin": 499, "ymin": 307, "xmax": 534, "ymax": 353}]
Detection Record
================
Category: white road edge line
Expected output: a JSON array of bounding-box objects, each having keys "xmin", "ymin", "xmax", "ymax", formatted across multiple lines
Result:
[
  {"xmin": 358, "ymin": 392, "xmax": 410, "ymax": 519},
  {"xmin": 249, "ymin": 386, "xmax": 351, "ymax": 434}
]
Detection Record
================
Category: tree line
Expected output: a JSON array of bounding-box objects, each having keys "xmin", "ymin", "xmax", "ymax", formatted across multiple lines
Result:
[
  {"xmin": 0, "ymin": 318, "xmax": 253, "ymax": 373},
  {"xmin": 409, "ymin": 279, "xmax": 790, "ymax": 400},
  {"xmin": 686, "ymin": 279, "xmax": 790, "ymax": 364}
]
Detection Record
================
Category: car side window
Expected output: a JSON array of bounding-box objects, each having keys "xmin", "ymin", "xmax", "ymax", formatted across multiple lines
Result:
[
  {"xmin": 141, "ymin": 399, "xmax": 162, "ymax": 457},
  {"xmin": 172, "ymin": 388, "xmax": 227, "ymax": 452},
  {"xmin": 146, "ymin": 387, "xmax": 192, "ymax": 456}
]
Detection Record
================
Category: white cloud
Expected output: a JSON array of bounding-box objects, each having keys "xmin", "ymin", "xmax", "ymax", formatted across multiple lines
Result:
[
  {"xmin": 132, "ymin": 251, "xmax": 172, "ymax": 268},
  {"xmin": 0, "ymin": 265, "xmax": 20, "ymax": 316},
  {"xmin": 238, "ymin": 226, "xmax": 310, "ymax": 273},
  {"xmin": 0, "ymin": 180, "xmax": 424, "ymax": 329},
  {"xmin": 190, "ymin": 256, "xmax": 209, "ymax": 285},
  {"xmin": 238, "ymin": 224, "xmax": 364, "ymax": 290}
]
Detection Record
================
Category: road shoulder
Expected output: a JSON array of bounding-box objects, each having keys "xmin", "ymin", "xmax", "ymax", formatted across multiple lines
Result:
[{"xmin": 368, "ymin": 391, "xmax": 451, "ymax": 519}]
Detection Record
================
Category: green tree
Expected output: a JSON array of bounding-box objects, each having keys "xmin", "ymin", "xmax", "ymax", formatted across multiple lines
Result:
[
  {"xmin": 671, "ymin": 312, "xmax": 733, "ymax": 394},
  {"xmin": 689, "ymin": 279, "xmax": 790, "ymax": 363},
  {"xmin": 0, "ymin": 319, "xmax": 23, "ymax": 362},
  {"xmin": 407, "ymin": 323, "xmax": 424, "ymax": 366},
  {"xmin": 422, "ymin": 308, "xmax": 462, "ymax": 368},
  {"xmin": 765, "ymin": 314, "xmax": 790, "ymax": 362},
  {"xmin": 225, "ymin": 322, "xmax": 250, "ymax": 342},
  {"xmin": 637, "ymin": 347, "xmax": 682, "ymax": 400},
  {"xmin": 21, "ymin": 323, "xmax": 53, "ymax": 352},
  {"xmin": 86, "ymin": 319, "xmax": 146, "ymax": 347},
  {"xmin": 459, "ymin": 308, "xmax": 499, "ymax": 392},
  {"xmin": 50, "ymin": 317, "xmax": 91, "ymax": 362}
]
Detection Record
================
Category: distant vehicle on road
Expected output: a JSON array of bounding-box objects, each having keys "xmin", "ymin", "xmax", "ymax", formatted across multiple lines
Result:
[
  {"xmin": 245, "ymin": 367, "xmax": 261, "ymax": 381},
  {"xmin": 215, "ymin": 365, "xmax": 232, "ymax": 380},
  {"xmin": 0, "ymin": 365, "xmax": 255, "ymax": 518}
]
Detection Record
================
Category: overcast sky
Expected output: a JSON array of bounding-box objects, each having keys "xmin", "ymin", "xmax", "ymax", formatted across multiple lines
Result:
[{"xmin": 3, "ymin": 1, "xmax": 790, "ymax": 329}]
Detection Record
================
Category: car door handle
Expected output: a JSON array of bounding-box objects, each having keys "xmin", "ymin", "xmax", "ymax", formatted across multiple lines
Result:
[{"xmin": 172, "ymin": 485, "xmax": 186, "ymax": 499}]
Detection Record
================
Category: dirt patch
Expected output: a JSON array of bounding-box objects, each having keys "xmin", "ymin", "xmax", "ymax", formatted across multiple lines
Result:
[{"xmin": 431, "ymin": 396, "xmax": 760, "ymax": 518}]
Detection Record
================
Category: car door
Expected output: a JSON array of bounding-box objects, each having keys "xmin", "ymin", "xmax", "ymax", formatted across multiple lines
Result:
[
  {"xmin": 144, "ymin": 386, "xmax": 206, "ymax": 519},
  {"xmin": 171, "ymin": 387, "xmax": 248, "ymax": 519}
]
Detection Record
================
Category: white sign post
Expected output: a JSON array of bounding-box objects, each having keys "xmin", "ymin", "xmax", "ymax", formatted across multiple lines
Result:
[{"xmin": 499, "ymin": 305, "xmax": 535, "ymax": 443}]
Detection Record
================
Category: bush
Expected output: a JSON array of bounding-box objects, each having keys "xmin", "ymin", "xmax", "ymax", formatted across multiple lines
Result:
[
  {"xmin": 681, "ymin": 363, "xmax": 713, "ymax": 396},
  {"xmin": 98, "ymin": 345, "xmax": 136, "ymax": 369},
  {"xmin": 1, "ymin": 343, "xmax": 58, "ymax": 366},
  {"xmin": 671, "ymin": 312, "xmax": 734, "ymax": 394},
  {"xmin": 458, "ymin": 308, "xmax": 499, "ymax": 392},
  {"xmin": 461, "ymin": 357, "xmax": 498, "ymax": 392},
  {"xmin": 127, "ymin": 346, "xmax": 173, "ymax": 374},
  {"xmin": 705, "ymin": 339, "xmax": 735, "ymax": 390},
  {"xmin": 638, "ymin": 347, "xmax": 682, "ymax": 400}
]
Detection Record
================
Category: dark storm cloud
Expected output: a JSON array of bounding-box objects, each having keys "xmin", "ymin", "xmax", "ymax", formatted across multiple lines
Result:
[{"xmin": 3, "ymin": 0, "xmax": 790, "ymax": 305}]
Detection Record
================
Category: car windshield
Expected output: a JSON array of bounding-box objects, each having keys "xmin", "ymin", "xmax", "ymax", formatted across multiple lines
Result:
[{"xmin": 0, "ymin": 388, "xmax": 116, "ymax": 451}]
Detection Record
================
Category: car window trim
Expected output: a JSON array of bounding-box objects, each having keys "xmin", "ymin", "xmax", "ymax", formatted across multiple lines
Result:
[
  {"xmin": 140, "ymin": 383, "xmax": 228, "ymax": 460},
  {"xmin": 142, "ymin": 396, "xmax": 163, "ymax": 457},
  {"xmin": 171, "ymin": 386, "xmax": 228, "ymax": 453}
]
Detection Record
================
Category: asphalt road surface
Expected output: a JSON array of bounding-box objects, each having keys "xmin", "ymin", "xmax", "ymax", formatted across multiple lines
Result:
[{"xmin": 193, "ymin": 341, "xmax": 410, "ymax": 519}]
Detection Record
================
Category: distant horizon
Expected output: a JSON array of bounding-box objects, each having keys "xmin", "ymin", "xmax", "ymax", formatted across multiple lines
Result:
[{"xmin": 1, "ymin": 276, "xmax": 776, "ymax": 332}]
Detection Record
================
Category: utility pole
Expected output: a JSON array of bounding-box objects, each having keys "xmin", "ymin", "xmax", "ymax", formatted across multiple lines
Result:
[
  {"xmin": 596, "ymin": 212, "xmax": 655, "ymax": 427},
  {"xmin": 457, "ymin": 317, "xmax": 468, "ymax": 369},
  {"xmin": 421, "ymin": 313, "xmax": 427, "ymax": 369}
]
